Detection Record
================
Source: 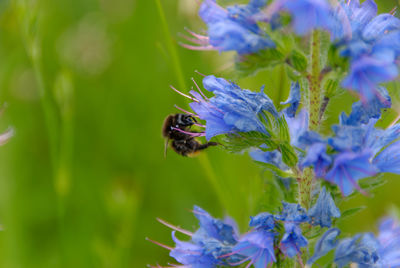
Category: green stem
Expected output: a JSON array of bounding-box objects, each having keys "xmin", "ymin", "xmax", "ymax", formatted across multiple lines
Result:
[
  {"xmin": 30, "ymin": 45, "xmax": 60, "ymax": 172},
  {"xmin": 155, "ymin": 0, "xmax": 226, "ymax": 209},
  {"xmin": 309, "ymin": 30, "xmax": 322, "ymax": 132},
  {"xmin": 298, "ymin": 30, "xmax": 322, "ymax": 209}
]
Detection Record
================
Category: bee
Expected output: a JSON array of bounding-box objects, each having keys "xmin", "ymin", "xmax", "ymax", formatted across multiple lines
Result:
[{"xmin": 162, "ymin": 113, "xmax": 217, "ymax": 157}]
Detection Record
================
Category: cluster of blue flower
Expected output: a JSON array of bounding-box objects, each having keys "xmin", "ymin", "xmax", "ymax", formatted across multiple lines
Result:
[
  {"xmin": 150, "ymin": 201, "xmax": 400, "ymax": 267},
  {"xmin": 184, "ymin": 0, "xmax": 400, "ymax": 105},
  {"xmin": 153, "ymin": 0, "xmax": 400, "ymax": 267}
]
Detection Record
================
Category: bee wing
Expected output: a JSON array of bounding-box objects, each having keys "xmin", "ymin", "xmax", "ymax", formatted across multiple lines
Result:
[{"xmin": 164, "ymin": 138, "xmax": 169, "ymax": 158}]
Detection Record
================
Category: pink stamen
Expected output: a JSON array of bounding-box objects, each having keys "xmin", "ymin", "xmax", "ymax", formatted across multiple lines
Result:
[
  {"xmin": 226, "ymin": 256, "xmax": 252, "ymax": 266},
  {"xmin": 171, "ymin": 127, "xmax": 205, "ymax": 137},
  {"xmin": 0, "ymin": 128, "xmax": 14, "ymax": 146},
  {"xmin": 193, "ymin": 123, "xmax": 206, "ymax": 128},
  {"xmin": 390, "ymin": 6, "xmax": 397, "ymax": 15},
  {"xmin": 179, "ymin": 43, "xmax": 216, "ymax": 51},
  {"xmin": 146, "ymin": 237, "xmax": 174, "ymax": 251},
  {"xmin": 156, "ymin": 218, "xmax": 194, "ymax": 236},
  {"xmin": 191, "ymin": 78, "xmax": 209, "ymax": 100},
  {"xmin": 174, "ymin": 105, "xmax": 199, "ymax": 117},
  {"xmin": 170, "ymin": 85, "xmax": 199, "ymax": 102},
  {"xmin": 179, "ymin": 33, "xmax": 209, "ymax": 45},
  {"xmin": 220, "ymin": 245, "xmax": 253, "ymax": 258},
  {"xmin": 297, "ymin": 253, "xmax": 304, "ymax": 268},
  {"xmin": 388, "ymin": 112, "xmax": 400, "ymax": 128},
  {"xmin": 194, "ymin": 70, "xmax": 206, "ymax": 77},
  {"xmin": 184, "ymin": 27, "xmax": 209, "ymax": 40}
]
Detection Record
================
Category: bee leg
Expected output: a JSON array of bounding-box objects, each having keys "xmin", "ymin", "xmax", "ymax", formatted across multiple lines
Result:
[{"xmin": 196, "ymin": 141, "xmax": 218, "ymax": 151}]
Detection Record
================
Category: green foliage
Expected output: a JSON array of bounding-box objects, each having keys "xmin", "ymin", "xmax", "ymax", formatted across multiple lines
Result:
[
  {"xmin": 339, "ymin": 206, "xmax": 367, "ymax": 220},
  {"xmin": 288, "ymin": 49, "xmax": 308, "ymax": 73},
  {"xmin": 235, "ymin": 48, "xmax": 285, "ymax": 77}
]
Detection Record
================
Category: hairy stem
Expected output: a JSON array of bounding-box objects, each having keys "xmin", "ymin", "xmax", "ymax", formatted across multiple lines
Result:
[
  {"xmin": 298, "ymin": 30, "xmax": 322, "ymax": 210},
  {"xmin": 309, "ymin": 30, "xmax": 322, "ymax": 132}
]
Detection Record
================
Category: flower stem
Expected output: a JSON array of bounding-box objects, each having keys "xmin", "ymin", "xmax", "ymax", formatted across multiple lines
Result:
[
  {"xmin": 309, "ymin": 30, "xmax": 322, "ymax": 132},
  {"xmin": 298, "ymin": 30, "xmax": 322, "ymax": 209}
]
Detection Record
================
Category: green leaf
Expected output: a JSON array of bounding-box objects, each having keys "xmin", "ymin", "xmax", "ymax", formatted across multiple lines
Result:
[
  {"xmin": 222, "ymin": 131, "xmax": 274, "ymax": 153},
  {"xmin": 277, "ymin": 117, "xmax": 291, "ymax": 143},
  {"xmin": 324, "ymin": 79, "xmax": 339, "ymax": 98},
  {"xmin": 279, "ymin": 142, "xmax": 298, "ymax": 167},
  {"xmin": 288, "ymin": 49, "xmax": 308, "ymax": 72},
  {"xmin": 340, "ymin": 206, "xmax": 366, "ymax": 220},
  {"xmin": 234, "ymin": 48, "xmax": 285, "ymax": 77},
  {"xmin": 255, "ymin": 161, "xmax": 294, "ymax": 178}
]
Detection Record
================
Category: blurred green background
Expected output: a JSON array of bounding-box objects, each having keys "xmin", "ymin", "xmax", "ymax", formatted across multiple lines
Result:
[{"xmin": 0, "ymin": 0, "xmax": 398, "ymax": 267}]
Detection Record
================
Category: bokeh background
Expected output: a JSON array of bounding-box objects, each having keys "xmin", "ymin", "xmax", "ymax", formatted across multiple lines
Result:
[{"xmin": 0, "ymin": 0, "xmax": 398, "ymax": 267}]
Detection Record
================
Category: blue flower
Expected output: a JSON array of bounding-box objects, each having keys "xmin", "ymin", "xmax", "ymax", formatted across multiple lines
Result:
[
  {"xmin": 328, "ymin": 123, "xmax": 367, "ymax": 152},
  {"xmin": 230, "ymin": 229, "xmax": 276, "ymax": 267},
  {"xmin": 301, "ymin": 143, "xmax": 332, "ymax": 178},
  {"xmin": 376, "ymin": 217, "xmax": 400, "ymax": 267},
  {"xmin": 330, "ymin": 0, "xmax": 377, "ymax": 40},
  {"xmin": 250, "ymin": 212, "xmax": 276, "ymax": 230},
  {"xmin": 285, "ymin": 109, "xmax": 309, "ymax": 148},
  {"xmin": 278, "ymin": 0, "xmax": 334, "ymax": 35},
  {"xmin": 373, "ymin": 140, "xmax": 400, "ymax": 175},
  {"xmin": 341, "ymin": 53, "xmax": 398, "ymax": 102},
  {"xmin": 198, "ymin": 0, "xmax": 228, "ymax": 24},
  {"xmin": 188, "ymin": 75, "xmax": 278, "ymax": 140},
  {"xmin": 324, "ymin": 150, "xmax": 377, "ymax": 196},
  {"xmin": 281, "ymin": 82, "xmax": 301, "ymax": 118},
  {"xmin": 152, "ymin": 206, "xmax": 242, "ymax": 267},
  {"xmin": 340, "ymin": 86, "xmax": 391, "ymax": 126},
  {"xmin": 276, "ymin": 202, "xmax": 309, "ymax": 223},
  {"xmin": 170, "ymin": 231, "xmax": 220, "ymax": 268},
  {"xmin": 307, "ymin": 228, "xmax": 341, "ymax": 265},
  {"xmin": 307, "ymin": 187, "xmax": 340, "ymax": 228},
  {"xmin": 249, "ymin": 149, "xmax": 288, "ymax": 171},
  {"xmin": 279, "ymin": 222, "xmax": 308, "ymax": 258},
  {"xmin": 362, "ymin": 14, "xmax": 400, "ymax": 42},
  {"xmin": 334, "ymin": 233, "xmax": 380, "ymax": 268},
  {"xmin": 192, "ymin": 205, "xmax": 238, "ymax": 245},
  {"xmin": 329, "ymin": 0, "xmax": 400, "ymax": 103},
  {"xmin": 185, "ymin": 0, "xmax": 275, "ymax": 54}
]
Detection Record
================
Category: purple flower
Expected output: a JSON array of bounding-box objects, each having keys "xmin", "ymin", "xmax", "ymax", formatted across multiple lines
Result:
[
  {"xmin": 230, "ymin": 229, "xmax": 276, "ymax": 267},
  {"xmin": 279, "ymin": 222, "xmax": 308, "ymax": 258},
  {"xmin": 281, "ymin": 82, "xmax": 301, "ymax": 118},
  {"xmin": 324, "ymin": 150, "xmax": 377, "ymax": 196},
  {"xmin": 307, "ymin": 187, "xmax": 340, "ymax": 228},
  {"xmin": 186, "ymin": 75, "xmax": 278, "ymax": 140},
  {"xmin": 183, "ymin": 0, "xmax": 274, "ymax": 54},
  {"xmin": 334, "ymin": 233, "xmax": 380, "ymax": 268},
  {"xmin": 307, "ymin": 228, "xmax": 341, "ymax": 265},
  {"xmin": 376, "ymin": 217, "xmax": 400, "ymax": 267}
]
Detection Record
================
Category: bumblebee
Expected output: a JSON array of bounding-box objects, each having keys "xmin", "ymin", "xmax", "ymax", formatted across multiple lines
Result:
[{"xmin": 162, "ymin": 113, "xmax": 217, "ymax": 157}]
